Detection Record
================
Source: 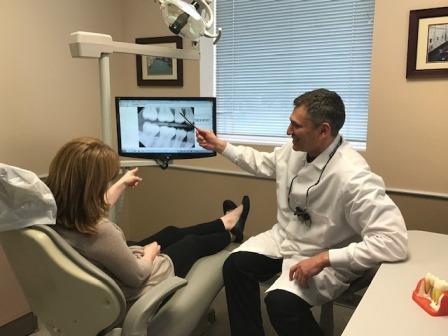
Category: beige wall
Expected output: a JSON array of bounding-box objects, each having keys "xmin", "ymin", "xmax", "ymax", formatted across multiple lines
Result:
[
  {"xmin": 0, "ymin": 2, "xmax": 445, "ymax": 231},
  {"xmin": 0, "ymin": 0, "xmax": 447, "ymax": 328},
  {"xmin": 0, "ymin": 0, "xmax": 125, "ymax": 175},
  {"xmin": 0, "ymin": 0, "xmax": 124, "ymax": 328},
  {"xmin": 366, "ymin": 0, "xmax": 448, "ymax": 194},
  {"xmin": 0, "ymin": 0, "xmax": 199, "ymax": 328},
  {"xmin": 120, "ymin": 0, "xmax": 447, "ymax": 240}
]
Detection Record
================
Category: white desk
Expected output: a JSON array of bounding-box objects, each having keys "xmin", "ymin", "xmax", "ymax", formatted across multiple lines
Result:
[{"xmin": 342, "ymin": 230, "xmax": 448, "ymax": 335}]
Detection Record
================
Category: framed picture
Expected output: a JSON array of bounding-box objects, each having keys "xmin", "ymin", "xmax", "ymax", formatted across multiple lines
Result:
[
  {"xmin": 136, "ymin": 36, "xmax": 183, "ymax": 86},
  {"xmin": 406, "ymin": 7, "xmax": 448, "ymax": 78}
]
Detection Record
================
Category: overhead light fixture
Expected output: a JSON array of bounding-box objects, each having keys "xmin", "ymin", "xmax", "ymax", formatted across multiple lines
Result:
[{"xmin": 158, "ymin": 0, "xmax": 222, "ymax": 44}]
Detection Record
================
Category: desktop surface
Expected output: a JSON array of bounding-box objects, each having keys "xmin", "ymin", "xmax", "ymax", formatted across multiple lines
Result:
[{"xmin": 342, "ymin": 230, "xmax": 448, "ymax": 335}]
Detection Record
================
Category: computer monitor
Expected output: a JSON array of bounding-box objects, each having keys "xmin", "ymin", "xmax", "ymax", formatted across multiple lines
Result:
[{"xmin": 115, "ymin": 97, "xmax": 216, "ymax": 163}]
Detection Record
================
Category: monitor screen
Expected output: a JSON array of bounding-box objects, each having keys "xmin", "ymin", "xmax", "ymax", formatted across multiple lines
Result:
[{"xmin": 115, "ymin": 97, "xmax": 216, "ymax": 161}]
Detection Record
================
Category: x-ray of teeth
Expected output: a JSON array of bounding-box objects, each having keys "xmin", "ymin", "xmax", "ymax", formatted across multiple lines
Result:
[
  {"xmin": 173, "ymin": 128, "xmax": 187, "ymax": 147},
  {"xmin": 143, "ymin": 121, "xmax": 160, "ymax": 136},
  {"xmin": 185, "ymin": 107, "xmax": 194, "ymax": 123},
  {"xmin": 137, "ymin": 104, "xmax": 198, "ymax": 148},
  {"xmin": 139, "ymin": 105, "xmax": 195, "ymax": 126},
  {"xmin": 139, "ymin": 132, "xmax": 153, "ymax": 148},
  {"xmin": 184, "ymin": 130, "xmax": 195, "ymax": 148},
  {"xmin": 174, "ymin": 108, "xmax": 185, "ymax": 124},
  {"xmin": 139, "ymin": 122, "xmax": 160, "ymax": 147},
  {"xmin": 154, "ymin": 126, "xmax": 176, "ymax": 147},
  {"xmin": 142, "ymin": 106, "xmax": 159, "ymax": 121},
  {"xmin": 174, "ymin": 107, "xmax": 195, "ymax": 126},
  {"xmin": 158, "ymin": 108, "xmax": 175, "ymax": 122}
]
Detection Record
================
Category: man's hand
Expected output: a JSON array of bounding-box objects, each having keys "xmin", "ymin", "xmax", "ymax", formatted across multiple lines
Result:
[
  {"xmin": 289, "ymin": 251, "xmax": 330, "ymax": 288},
  {"xmin": 143, "ymin": 242, "xmax": 161, "ymax": 262},
  {"xmin": 196, "ymin": 128, "xmax": 227, "ymax": 153}
]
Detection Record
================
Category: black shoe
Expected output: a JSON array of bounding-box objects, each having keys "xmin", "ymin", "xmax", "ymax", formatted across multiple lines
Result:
[
  {"xmin": 223, "ymin": 199, "xmax": 237, "ymax": 214},
  {"xmin": 231, "ymin": 195, "xmax": 250, "ymax": 243}
]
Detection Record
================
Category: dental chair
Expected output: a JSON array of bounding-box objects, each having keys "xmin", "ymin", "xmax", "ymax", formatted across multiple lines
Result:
[
  {"xmin": 0, "ymin": 226, "xmax": 228, "ymax": 336},
  {"xmin": 0, "ymin": 164, "xmax": 228, "ymax": 336}
]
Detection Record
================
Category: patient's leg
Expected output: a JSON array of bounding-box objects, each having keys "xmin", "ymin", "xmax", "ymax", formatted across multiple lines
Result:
[
  {"xmin": 136, "ymin": 220, "xmax": 226, "ymax": 248},
  {"xmin": 162, "ymin": 232, "xmax": 231, "ymax": 278},
  {"xmin": 136, "ymin": 201, "xmax": 246, "ymax": 248}
]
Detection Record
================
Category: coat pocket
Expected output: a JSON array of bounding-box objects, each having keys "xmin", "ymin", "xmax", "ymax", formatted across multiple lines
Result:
[{"xmin": 299, "ymin": 210, "xmax": 334, "ymax": 248}]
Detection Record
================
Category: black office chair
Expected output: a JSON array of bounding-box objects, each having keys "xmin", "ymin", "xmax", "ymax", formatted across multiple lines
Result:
[
  {"xmin": 260, "ymin": 267, "xmax": 378, "ymax": 336},
  {"xmin": 319, "ymin": 267, "xmax": 378, "ymax": 336}
]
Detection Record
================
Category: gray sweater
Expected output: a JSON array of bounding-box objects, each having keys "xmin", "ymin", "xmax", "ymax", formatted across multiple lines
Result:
[{"xmin": 56, "ymin": 218, "xmax": 174, "ymax": 301}]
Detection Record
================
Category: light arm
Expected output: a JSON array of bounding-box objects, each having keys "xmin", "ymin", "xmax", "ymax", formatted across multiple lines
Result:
[{"xmin": 69, "ymin": 31, "xmax": 199, "ymax": 59}]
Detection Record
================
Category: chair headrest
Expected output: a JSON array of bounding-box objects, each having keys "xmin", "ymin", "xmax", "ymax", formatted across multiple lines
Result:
[{"xmin": 0, "ymin": 163, "xmax": 56, "ymax": 232}]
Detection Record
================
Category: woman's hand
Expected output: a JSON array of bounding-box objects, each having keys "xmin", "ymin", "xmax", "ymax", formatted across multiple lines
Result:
[
  {"xmin": 143, "ymin": 242, "xmax": 161, "ymax": 262},
  {"xmin": 119, "ymin": 168, "xmax": 142, "ymax": 188},
  {"xmin": 105, "ymin": 168, "xmax": 142, "ymax": 205}
]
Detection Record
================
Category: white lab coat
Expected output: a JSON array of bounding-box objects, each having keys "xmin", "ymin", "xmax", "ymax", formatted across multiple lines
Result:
[{"xmin": 223, "ymin": 135, "xmax": 408, "ymax": 305}]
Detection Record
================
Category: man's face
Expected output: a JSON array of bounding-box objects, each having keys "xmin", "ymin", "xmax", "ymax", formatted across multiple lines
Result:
[{"xmin": 286, "ymin": 106, "xmax": 322, "ymax": 154}]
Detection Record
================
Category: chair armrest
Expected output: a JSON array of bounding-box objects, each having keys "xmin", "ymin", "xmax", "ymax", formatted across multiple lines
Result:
[
  {"xmin": 147, "ymin": 250, "xmax": 228, "ymax": 336},
  {"xmin": 346, "ymin": 265, "xmax": 379, "ymax": 293},
  {"xmin": 122, "ymin": 276, "xmax": 187, "ymax": 336}
]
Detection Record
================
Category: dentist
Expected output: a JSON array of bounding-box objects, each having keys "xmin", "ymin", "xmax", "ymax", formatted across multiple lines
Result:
[{"xmin": 196, "ymin": 88, "xmax": 408, "ymax": 336}]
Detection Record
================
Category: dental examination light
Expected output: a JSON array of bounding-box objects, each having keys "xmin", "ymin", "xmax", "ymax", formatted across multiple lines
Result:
[{"xmin": 158, "ymin": 0, "xmax": 222, "ymax": 44}]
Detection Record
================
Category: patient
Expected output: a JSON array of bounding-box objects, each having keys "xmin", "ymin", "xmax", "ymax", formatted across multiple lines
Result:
[{"xmin": 46, "ymin": 137, "xmax": 250, "ymax": 302}]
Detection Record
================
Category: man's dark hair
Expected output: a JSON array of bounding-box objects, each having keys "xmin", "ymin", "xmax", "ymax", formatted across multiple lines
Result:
[{"xmin": 293, "ymin": 88, "xmax": 345, "ymax": 136}]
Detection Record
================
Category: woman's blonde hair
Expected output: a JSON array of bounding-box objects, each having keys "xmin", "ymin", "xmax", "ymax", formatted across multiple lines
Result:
[{"xmin": 46, "ymin": 137, "xmax": 120, "ymax": 234}]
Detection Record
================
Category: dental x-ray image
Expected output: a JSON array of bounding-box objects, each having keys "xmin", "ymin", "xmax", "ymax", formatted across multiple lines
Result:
[{"xmin": 138, "ymin": 106, "xmax": 195, "ymax": 148}]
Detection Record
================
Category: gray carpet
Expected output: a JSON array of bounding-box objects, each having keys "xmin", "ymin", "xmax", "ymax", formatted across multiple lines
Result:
[
  {"xmin": 199, "ymin": 288, "xmax": 355, "ymax": 336},
  {"xmin": 32, "ymin": 288, "xmax": 355, "ymax": 336}
]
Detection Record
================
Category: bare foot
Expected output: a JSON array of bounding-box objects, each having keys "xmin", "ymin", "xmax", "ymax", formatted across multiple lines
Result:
[{"xmin": 221, "ymin": 204, "xmax": 243, "ymax": 230}]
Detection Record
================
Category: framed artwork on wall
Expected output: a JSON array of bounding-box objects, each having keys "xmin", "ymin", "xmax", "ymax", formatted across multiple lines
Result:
[
  {"xmin": 136, "ymin": 36, "xmax": 184, "ymax": 86},
  {"xmin": 406, "ymin": 7, "xmax": 448, "ymax": 78}
]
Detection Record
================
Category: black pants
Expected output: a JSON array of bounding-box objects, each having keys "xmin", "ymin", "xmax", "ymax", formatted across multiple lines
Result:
[
  {"xmin": 223, "ymin": 252, "xmax": 324, "ymax": 336},
  {"xmin": 136, "ymin": 219, "xmax": 230, "ymax": 278}
]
